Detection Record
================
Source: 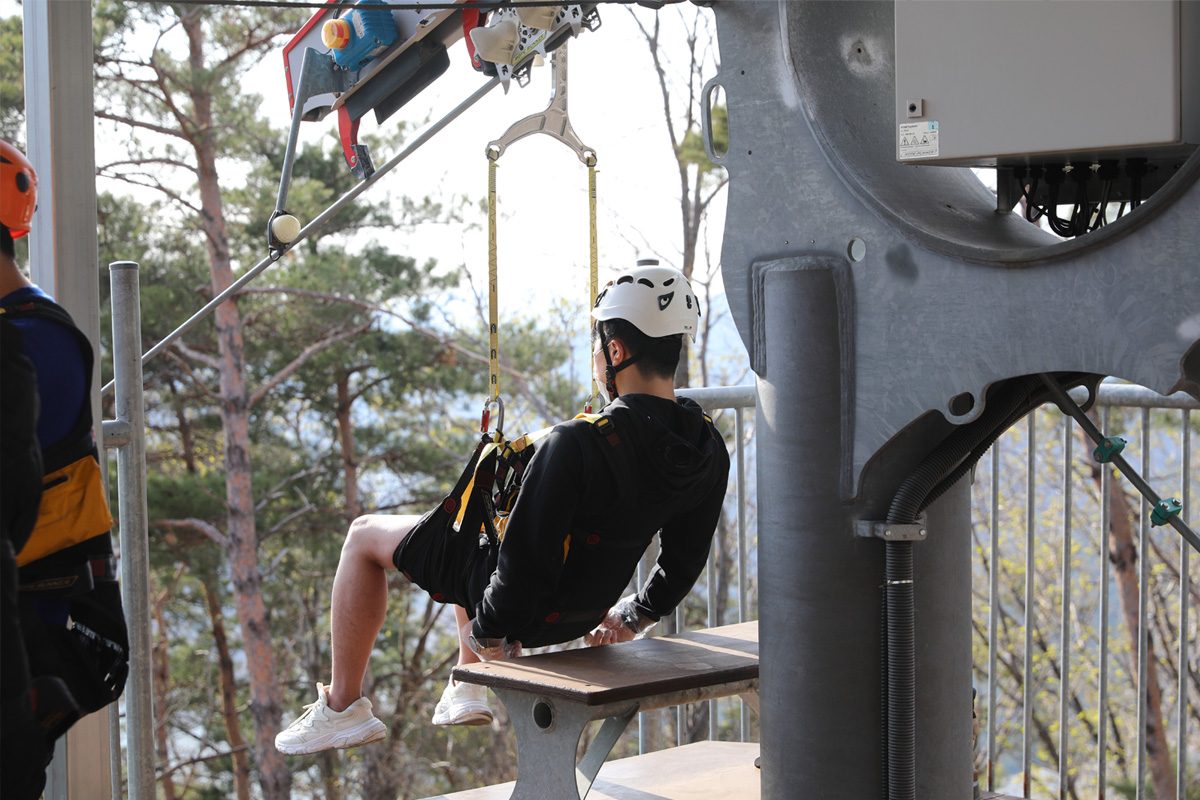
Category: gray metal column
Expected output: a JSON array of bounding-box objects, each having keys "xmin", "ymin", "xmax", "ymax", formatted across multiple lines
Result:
[
  {"xmin": 23, "ymin": 2, "xmax": 111, "ymax": 798},
  {"xmin": 756, "ymin": 264, "xmax": 881, "ymax": 798},
  {"xmin": 756, "ymin": 264, "xmax": 972, "ymax": 799},
  {"xmin": 910, "ymin": 481, "xmax": 973, "ymax": 800}
]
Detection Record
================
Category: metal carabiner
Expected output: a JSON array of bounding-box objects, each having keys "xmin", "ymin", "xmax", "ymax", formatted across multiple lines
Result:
[{"xmin": 481, "ymin": 395, "xmax": 506, "ymax": 440}]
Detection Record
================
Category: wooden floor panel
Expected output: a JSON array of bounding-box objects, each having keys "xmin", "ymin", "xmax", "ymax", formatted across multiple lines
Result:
[{"xmin": 418, "ymin": 741, "xmax": 761, "ymax": 800}]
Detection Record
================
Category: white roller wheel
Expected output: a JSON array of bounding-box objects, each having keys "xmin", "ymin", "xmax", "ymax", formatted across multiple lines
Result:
[{"xmin": 271, "ymin": 214, "xmax": 302, "ymax": 244}]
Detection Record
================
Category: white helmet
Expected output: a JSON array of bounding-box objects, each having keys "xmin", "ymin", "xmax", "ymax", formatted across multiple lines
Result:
[{"xmin": 591, "ymin": 263, "xmax": 701, "ymax": 342}]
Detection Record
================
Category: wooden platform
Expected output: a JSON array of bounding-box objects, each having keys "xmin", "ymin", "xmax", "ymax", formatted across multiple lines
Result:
[
  {"xmin": 453, "ymin": 621, "xmax": 759, "ymax": 708},
  {"xmin": 418, "ymin": 741, "xmax": 761, "ymax": 800}
]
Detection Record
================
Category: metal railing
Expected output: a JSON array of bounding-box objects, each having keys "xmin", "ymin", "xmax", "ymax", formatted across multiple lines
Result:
[
  {"xmin": 974, "ymin": 383, "xmax": 1198, "ymax": 800},
  {"xmin": 104, "ymin": 262, "xmax": 154, "ymax": 800}
]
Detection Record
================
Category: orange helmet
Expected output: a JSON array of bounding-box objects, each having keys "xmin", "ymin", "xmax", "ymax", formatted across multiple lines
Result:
[{"xmin": 1, "ymin": 140, "xmax": 38, "ymax": 239}]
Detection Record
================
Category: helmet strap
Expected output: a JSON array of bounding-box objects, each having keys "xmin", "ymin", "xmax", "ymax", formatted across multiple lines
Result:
[{"xmin": 599, "ymin": 329, "xmax": 641, "ymax": 401}]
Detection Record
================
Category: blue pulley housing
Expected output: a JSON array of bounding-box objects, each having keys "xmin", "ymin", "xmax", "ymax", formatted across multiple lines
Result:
[{"xmin": 332, "ymin": 1, "xmax": 398, "ymax": 72}]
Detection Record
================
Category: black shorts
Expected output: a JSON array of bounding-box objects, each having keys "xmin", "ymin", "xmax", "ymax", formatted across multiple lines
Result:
[{"xmin": 392, "ymin": 506, "xmax": 498, "ymax": 615}]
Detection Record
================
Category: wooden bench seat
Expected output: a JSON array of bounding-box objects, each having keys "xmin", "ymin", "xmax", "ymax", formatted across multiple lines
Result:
[{"xmin": 447, "ymin": 621, "xmax": 759, "ymax": 800}]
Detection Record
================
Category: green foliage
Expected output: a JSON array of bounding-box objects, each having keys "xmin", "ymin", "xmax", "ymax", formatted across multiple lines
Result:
[
  {"xmin": 0, "ymin": 16, "xmax": 23, "ymax": 144},
  {"xmin": 678, "ymin": 102, "xmax": 727, "ymax": 179}
]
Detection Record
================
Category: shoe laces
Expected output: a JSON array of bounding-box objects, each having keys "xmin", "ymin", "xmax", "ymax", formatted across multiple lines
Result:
[{"xmin": 294, "ymin": 697, "xmax": 329, "ymax": 730}]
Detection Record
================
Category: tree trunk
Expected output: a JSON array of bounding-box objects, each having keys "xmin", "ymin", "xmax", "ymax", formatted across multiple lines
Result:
[
  {"xmin": 1103, "ymin": 475, "xmax": 1176, "ymax": 800},
  {"xmin": 337, "ymin": 374, "xmax": 360, "ymax": 520},
  {"xmin": 181, "ymin": 11, "xmax": 289, "ymax": 799},
  {"xmin": 204, "ymin": 580, "xmax": 252, "ymax": 800},
  {"xmin": 171, "ymin": 381, "xmax": 196, "ymax": 474},
  {"xmin": 153, "ymin": 590, "xmax": 179, "ymax": 800}
]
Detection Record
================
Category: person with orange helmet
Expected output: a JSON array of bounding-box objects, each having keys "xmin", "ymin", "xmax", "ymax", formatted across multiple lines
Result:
[
  {"xmin": 1, "ymin": 140, "xmax": 128, "ymax": 800},
  {"xmin": 0, "ymin": 139, "xmax": 37, "ymax": 244}
]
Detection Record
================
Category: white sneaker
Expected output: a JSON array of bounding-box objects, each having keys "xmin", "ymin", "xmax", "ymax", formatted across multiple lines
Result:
[
  {"xmin": 275, "ymin": 683, "xmax": 387, "ymax": 755},
  {"xmin": 431, "ymin": 677, "xmax": 493, "ymax": 726}
]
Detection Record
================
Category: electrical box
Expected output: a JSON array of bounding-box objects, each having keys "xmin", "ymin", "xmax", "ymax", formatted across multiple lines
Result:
[{"xmin": 894, "ymin": 0, "xmax": 1200, "ymax": 168}]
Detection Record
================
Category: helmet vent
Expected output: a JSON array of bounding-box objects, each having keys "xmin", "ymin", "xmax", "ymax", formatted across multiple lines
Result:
[
  {"xmin": 637, "ymin": 278, "xmax": 654, "ymax": 288},
  {"xmin": 617, "ymin": 276, "xmax": 634, "ymax": 285},
  {"xmin": 658, "ymin": 291, "xmax": 674, "ymax": 310}
]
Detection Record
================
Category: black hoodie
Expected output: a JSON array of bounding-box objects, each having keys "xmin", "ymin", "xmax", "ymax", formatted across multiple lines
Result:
[{"xmin": 472, "ymin": 393, "xmax": 730, "ymax": 648}]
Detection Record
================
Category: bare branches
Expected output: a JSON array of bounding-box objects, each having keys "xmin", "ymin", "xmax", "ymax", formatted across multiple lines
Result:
[
  {"xmin": 255, "ymin": 466, "xmax": 326, "ymax": 513},
  {"xmin": 158, "ymin": 745, "xmax": 251, "ymax": 781},
  {"xmin": 157, "ymin": 517, "xmax": 229, "ymax": 549},
  {"xmin": 250, "ymin": 320, "xmax": 373, "ymax": 405},
  {"xmin": 96, "ymin": 164, "xmax": 204, "ymax": 215},
  {"xmin": 234, "ymin": 286, "xmax": 533, "ymax": 382},
  {"xmin": 162, "ymin": 348, "xmax": 221, "ymax": 400},
  {"xmin": 95, "ymin": 110, "xmax": 190, "ymax": 144},
  {"xmin": 98, "ymin": 156, "xmax": 198, "ymax": 176}
]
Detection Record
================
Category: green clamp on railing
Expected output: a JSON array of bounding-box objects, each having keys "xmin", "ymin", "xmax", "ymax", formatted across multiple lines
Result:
[
  {"xmin": 1093, "ymin": 436, "xmax": 1127, "ymax": 463},
  {"xmin": 1150, "ymin": 497, "xmax": 1183, "ymax": 527}
]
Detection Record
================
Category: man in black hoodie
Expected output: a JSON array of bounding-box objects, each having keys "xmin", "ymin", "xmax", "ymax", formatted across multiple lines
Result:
[{"xmin": 277, "ymin": 264, "xmax": 730, "ymax": 755}]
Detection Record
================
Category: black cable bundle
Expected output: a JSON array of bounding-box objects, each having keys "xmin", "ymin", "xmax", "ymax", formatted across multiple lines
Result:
[
  {"xmin": 1019, "ymin": 166, "xmax": 1047, "ymax": 224},
  {"xmin": 1069, "ymin": 163, "xmax": 1092, "ymax": 237},
  {"xmin": 1091, "ymin": 161, "xmax": 1119, "ymax": 231},
  {"xmin": 1043, "ymin": 166, "xmax": 1076, "ymax": 238},
  {"xmin": 1127, "ymin": 158, "xmax": 1147, "ymax": 210}
]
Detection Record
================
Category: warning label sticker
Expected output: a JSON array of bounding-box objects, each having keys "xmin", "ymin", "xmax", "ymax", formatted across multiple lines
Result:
[{"xmin": 898, "ymin": 121, "xmax": 939, "ymax": 160}]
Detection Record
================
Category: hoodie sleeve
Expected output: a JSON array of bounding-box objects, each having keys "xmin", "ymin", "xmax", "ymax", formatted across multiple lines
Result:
[
  {"xmin": 472, "ymin": 426, "xmax": 584, "ymax": 641},
  {"xmin": 633, "ymin": 436, "xmax": 730, "ymax": 621}
]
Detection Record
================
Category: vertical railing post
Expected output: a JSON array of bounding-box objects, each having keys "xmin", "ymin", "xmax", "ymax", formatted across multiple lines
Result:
[
  {"xmin": 1177, "ymin": 408, "xmax": 1191, "ymax": 800},
  {"xmin": 109, "ymin": 261, "xmax": 155, "ymax": 798},
  {"xmin": 987, "ymin": 443, "xmax": 999, "ymax": 793},
  {"xmin": 707, "ymin": 530, "xmax": 717, "ymax": 741},
  {"xmin": 735, "ymin": 406, "xmax": 749, "ymax": 743},
  {"xmin": 1097, "ymin": 407, "xmax": 1112, "ymax": 800},
  {"xmin": 1059, "ymin": 418, "xmax": 1073, "ymax": 800},
  {"xmin": 1023, "ymin": 412, "xmax": 1037, "ymax": 798},
  {"xmin": 1135, "ymin": 410, "xmax": 1151, "ymax": 800}
]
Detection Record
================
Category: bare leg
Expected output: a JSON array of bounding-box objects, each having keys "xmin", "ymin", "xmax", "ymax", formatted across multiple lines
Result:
[
  {"xmin": 327, "ymin": 514, "xmax": 417, "ymax": 711},
  {"xmin": 454, "ymin": 605, "xmax": 482, "ymax": 669}
]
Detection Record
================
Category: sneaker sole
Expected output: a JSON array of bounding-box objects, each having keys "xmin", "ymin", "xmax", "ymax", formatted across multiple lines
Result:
[
  {"xmin": 432, "ymin": 710, "xmax": 493, "ymax": 726},
  {"xmin": 276, "ymin": 719, "xmax": 387, "ymax": 755}
]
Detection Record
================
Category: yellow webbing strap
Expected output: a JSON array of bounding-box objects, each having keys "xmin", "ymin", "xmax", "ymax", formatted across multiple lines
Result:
[
  {"xmin": 487, "ymin": 151, "xmax": 500, "ymax": 409},
  {"xmin": 484, "ymin": 142, "xmax": 598, "ymax": 416},
  {"xmin": 587, "ymin": 155, "xmax": 599, "ymax": 404}
]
